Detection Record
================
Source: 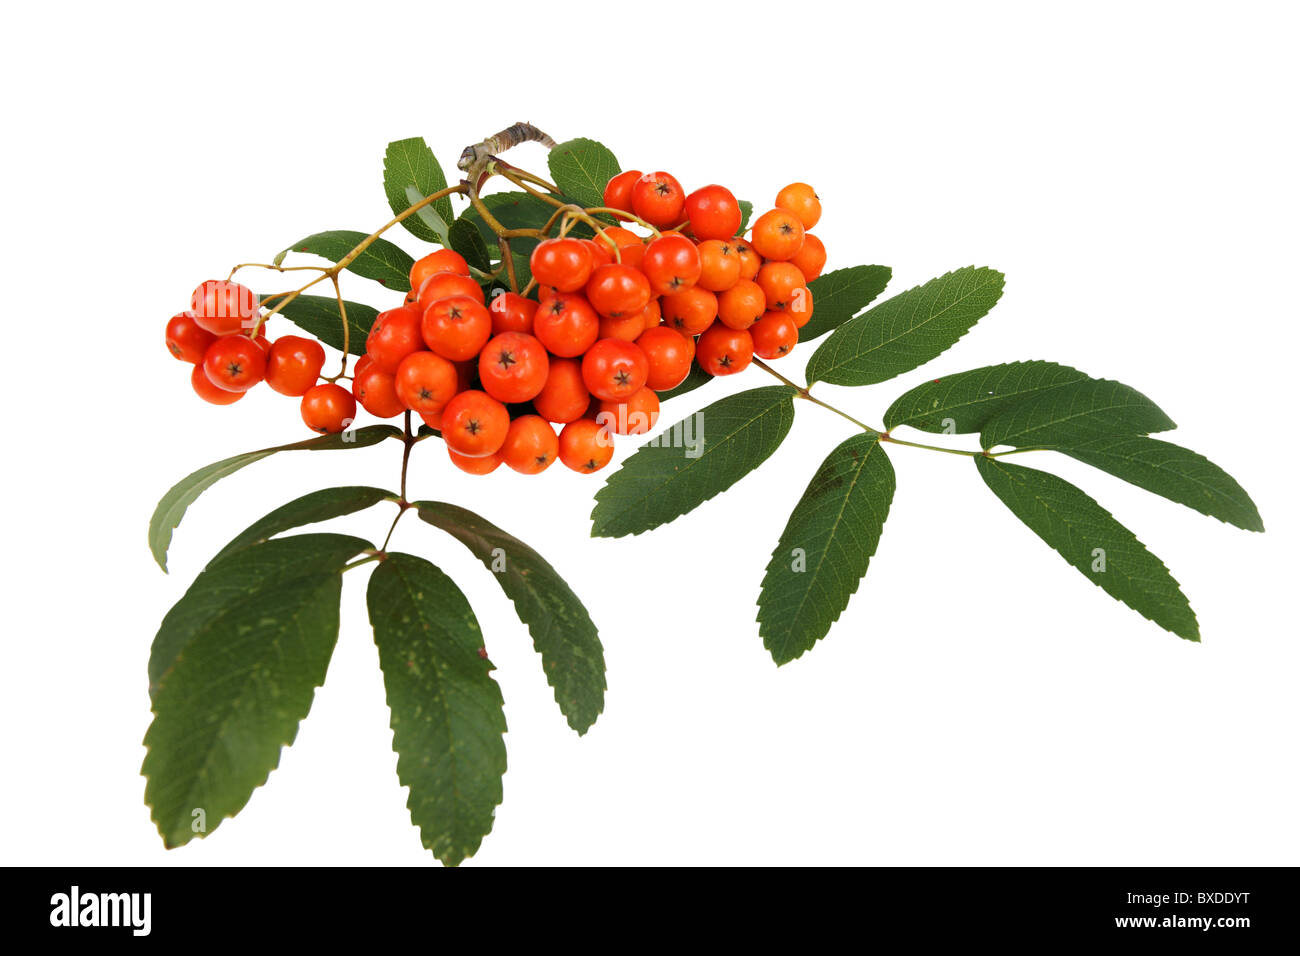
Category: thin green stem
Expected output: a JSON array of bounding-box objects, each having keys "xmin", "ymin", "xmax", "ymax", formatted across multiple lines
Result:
[{"xmin": 379, "ymin": 412, "xmax": 416, "ymax": 554}]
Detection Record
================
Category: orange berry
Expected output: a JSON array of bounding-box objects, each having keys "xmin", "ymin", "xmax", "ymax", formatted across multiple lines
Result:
[
  {"xmin": 696, "ymin": 239, "xmax": 741, "ymax": 292},
  {"xmin": 749, "ymin": 209, "xmax": 805, "ymax": 261},
  {"xmin": 774, "ymin": 182, "xmax": 821, "ymax": 229},
  {"xmin": 500, "ymin": 415, "xmax": 559, "ymax": 474},
  {"xmin": 751, "ymin": 312, "xmax": 799, "ymax": 359},
  {"xmin": 558, "ymin": 419, "xmax": 615, "ymax": 473},
  {"xmin": 716, "ymin": 278, "xmax": 767, "ymax": 330},
  {"xmin": 790, "ymin": 233, "xmax": 826, "ymax": 282},
  {"xmin": 597, "ymin": 386, "xmax": 660, "ymax": 435}
]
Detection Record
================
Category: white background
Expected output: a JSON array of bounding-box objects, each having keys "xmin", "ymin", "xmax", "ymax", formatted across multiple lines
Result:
[{"xmin": 2, "ymin": 1, "xmax": 1296, "ymax": 866}]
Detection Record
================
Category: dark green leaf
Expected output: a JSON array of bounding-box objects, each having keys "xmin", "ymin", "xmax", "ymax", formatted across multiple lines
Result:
[
  {"xmin": 461, "ymin": 192, "xmax": 558, "ymax": 256},
  {"xmin": 367, "ymin": 553, "xmax": 507, "ymax": 867},
  {"xmin": 148, "ymin": 425, "xmax": 400, "ymax": 571},
  {"xmin": 758, "ymin": 435, "xmax": 895, "ymax": 665},
  {"xmin": 1051, "ymin": 437, "xmax": 1264, "ymax": 532},
  {"xmin": 883, "ymin": 361, "xmax": 1090, "ymax": 433},
  {"xmin": 281, "ymin": 231, "xmax": 415, "ymax": 292},
  {"xmin": 980, "ymin": 378, "xmax": 1175, "ymax": 450},
  {"xmin": 260, "ymin": 293, "xmax": 377, "ymax": 356},
  {"xmin": 414, "ymin": 502, "xmax": 606, "ymax": 734},
  {"xmin": 547, "ymin": 138, "xmax": 620, "ymax": 210},
  {"xmin": 448, "ymin": 217, "xmax": 492, "ymax": 273},
  {"xmin": 209, "ymin": 486, "xmax": 396, "ymax": 567},
  {"xmin": 799, "ymin": 265, "xmax": 893, "ymax": 343},
  {"xmin": 656, "ymin": 362, "xmax": 713, "ymax": 402},
  {"xmin": 975, "ymin": 457, "xmax": 1198, "ymax": 640},
  {"xmin": 384, "ymin": 137, "xmax": 453, "ymax": 244},
  {"xmin": 143, "ymin": 534, "xmax": 371, "ymax": 847},
  {"xmin": 592, "ymin": 386, "xmax": 798, "ymax": 538},
  {"xmin": 806, "ymin": 266, "xmax": 1005, "ymax": 386}
]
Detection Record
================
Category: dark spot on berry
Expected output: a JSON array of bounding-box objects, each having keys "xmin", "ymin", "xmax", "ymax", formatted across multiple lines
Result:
[
  {"xmin": 466, "ymin": 418, "xmax": 482, "ymax": 435},
  {"xmin": 614, "ymin": 370, "xmax": 631, "ymax": 386},
  {"xmin": 497, "ymin": 350, "xmax": 517, "ymax": 369}
]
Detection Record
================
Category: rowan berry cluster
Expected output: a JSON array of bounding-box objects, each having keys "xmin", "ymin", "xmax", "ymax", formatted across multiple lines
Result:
[{"xmin": 164, "ymin": 173, "xmax": 825, "ymax": 477}]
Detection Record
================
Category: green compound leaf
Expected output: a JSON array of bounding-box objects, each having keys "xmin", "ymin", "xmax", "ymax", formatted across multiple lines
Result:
[
  {"xmin": 1051, "ymin": 437, "xmax": 1264, "ymax": 532},
  {"xmin": 758, "ymin": 435, "xmax": 895, "ymax": 665},
  {"xmin": 806, "ymin": 266, "xmax": 1005, "ymax": 386},
  {"xmin": 980, "ymin": 378, "xmax": 1176, "ymax": 450},
  {"xmin": 384, "ymin": 137, "xmax": 454, "ymax": 244},
  {"xmin": 547, "ymin": 138, "xmax": 620, "ymax": 210},
  {"xmin": 883, "ymin": 361, "xmax": 1090, "ymax": 434},
  {"xmin": 448, "ymin": 216, "xmax": 493, "ymax": 273},
  {"xmin": 975, "ymin": 456, "xmax": 1198, "ymax": 641},
  {"xmin": 414, "ymin": 502, "xmax": 606, "ymax": 735},
  {"xmin": 592, "ymin": 386, "xmax": 798, "ymax": 538},
  {"xmin": 656, "ymin": 362, "xmax": 713, "ymax": 403},
  {"xmin": 209, "ymin": 486, "xmax": 396, "ymax": 567},
  {"xmin": 148, "ymin": 425, "xmax": 400, "ymax": 572},
  {"xmin": 799, "ymin": 265, "xmax": 893, "ymax": 343},
  {"xmin": 280, "ymin": 230, "xmax": 415, "ymax": 292},
  {"xmin": 260, "ymin": 292, "xmax": 377, "ymax": 356},
  {"xmin": 367, "ymin": 553, "xmax": 507, "ymax": 867},
  {"xmin": 143, "ymin": 534, "xmax": 371, "ymax": 847}
]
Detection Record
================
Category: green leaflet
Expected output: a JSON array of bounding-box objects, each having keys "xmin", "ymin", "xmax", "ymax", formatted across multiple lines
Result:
[
  {"xmin": 980, "ymin": 378, "xmax": 1175, "ymax": 450},
  {"xmin": 975, "ymin": 457, "xmax": 1198, "ymax": 641},
  {"xmin": 1050, "ymin": 437, "xmax": 1264, "ymax": 532},
  {"xmin": 547, "ymin": 138, "xmax": 620, "ymax": 210},
  {"xmin": 367, "ymin": 553, "xmax": 507, "ymax": 867},
  {"xmin": 883, "ymin": 361, "xmax": 1090, "ymax": 434},
  {"xmin": 260, "ymin": 293, "xmax": 377, "ymax": 356},
  {"xmin": 737, "ymin": 200, "xmax": 753, "ymax": 235},
  {"xmin": 208, "ymin": 486, "xmax": 396, "ymax": 567},
  {"xmin": 383, "ymin": 137, "xmax": 454, "ymax": 244},
  {"xmin": 806, "ymin": 266, "xmax": 1005, "ymax": 386},
  {"xmin": 280, "ymin": 230, "xmax": 415, "ymax": 292},
  {"xmin": 148, "ymin": 424, "xmax": 400, "ymax": 571},
  {"xmin": 415, "ymin": 502, "xmax": 606, "ymax": 735},
  {"xmin": 799, "ymin": 265, "xmax": 893, "ymax": 343},
  {"xmin": 758, "ymin": 435, "xmax": 895, "ymax": 665},
  {"xmin": 591, "ymin": 386, "xmax": 798, "ymax": 538},
  {"xmin": 447, "ymin": 216, "xmax": 492, "ymax": 273},
  {"xmin": 143, "ymin": 534, "xmax": 371, "ymax": 847}
]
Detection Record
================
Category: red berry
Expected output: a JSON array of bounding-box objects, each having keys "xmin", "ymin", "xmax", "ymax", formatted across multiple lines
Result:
[
  {"xmin": 352, "ymin": 363, "xmax": 405, "ymax": 418},
  {"xmin": 190, "ymin": 362, "xmax": 244, "ymax": 405},
  {"xmin": 696, "ymin": 322, "xmax": 754, "ymax": 376},
  {"xmin": 165, "ymin": 311, "xmax": 216, "ymax": 363},
  {"xmin": 422, "ymin": 295, "xmax": 492, "ymax": 362},
  {"xmin": 265, "ymin": 335, "xmax": 326, "ymax": 396},
  {"xmin": 394, "ymin": 351, "xmax": 458, "ymax": 413},
  {"xmin": 533, "ymin": 292, "xmax": 600, "ymax": 357},
  {"xmin": 637, "ymin": 326, "xmax": 695, "ymax": 391},
  {"xmin": 582, "ymin": 339, "xmax": 649, "ymax": 401},
  {"xmin": 603, "ymin": 170, "xmax": 642, "ymax": 212},
  {"xmin": 300, "ymin": 383, "xmax": 356, "ymax": 433},
  {"xmin": 416, "ymin": 272, "xmax": 484, "ymax": 311},
  {"xmin": 530, "ymin": 237, "xmax": 594, "ymax": 292},
  {"xmin": 203, "ymin": 335, "xmax": 266, "ymax": 392},
  {"xmin": 366, "ymin": 305, "xmax": 424, "ymax": 374},
  {"xmin": 441, "ymin": 390, "xmax": 510, "ymax": 458},
  {"xmin": 478, "ymin": 332, "xmax": 549, "ymax": 403},
  {"xmin": 641, "ymin": 234, "xmax": 701, "ymax": 296},
  {"xmin": 532, "ymin": 358, "xmax": 591, "ymax": 424},
  {"xmin": 499, "ymin": 415, "xmax": 559, "ymax": 474},
  {"xmin": 749, "ymin": 209, "xmax": 805, "ymax": 261},
  {"xmin": 751, "ymin": 312, "xmax": 799, "ymax": 359},
  {"xmin": 585, "ymin": 263, "xmax": 652, "ymax": 317},
  {"xmin": 631, "ymin": 171, "xmax": 685, "ymax": 227},
  {"xmin": 488, "ymin": 291, "xmax": 538, "ymax": 335},
  {"xmin": 597, "ymin": 386, "xmax": 660, "ymax": 435},
  {"xmin": 684, "ymin": 185, "xmax": 742, "ymax": 240},
  {"xmin": 191, "ymin": 280, "xmax": 260, "ymax": 335},
  {"xmin": 410, "ymin": 249, "xmax": 471, "ymax": 290},
  {"xmin": 558, "ymin": 419, "xmax": 615, "ymax": 473}
]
